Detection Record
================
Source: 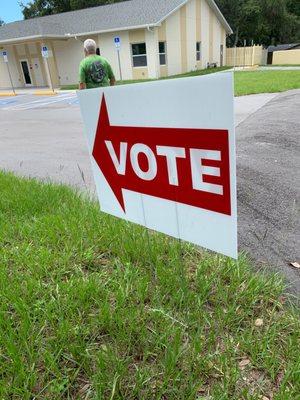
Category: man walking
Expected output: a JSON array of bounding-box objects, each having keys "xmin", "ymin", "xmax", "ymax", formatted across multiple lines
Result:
[{"xmin": 79, "ymin": 39, "xmax": 115, "ymax": 90}]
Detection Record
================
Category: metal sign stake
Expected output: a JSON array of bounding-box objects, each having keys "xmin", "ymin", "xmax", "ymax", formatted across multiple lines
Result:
[
  {"xmin": 2, "ymin": 52, "xmax": 15, "ymax": 95},
  {"xmin": 45, "ymin": 57, "xmax": 54, "ymax": 93},
  {"xmin": 117, "ymin": 49, "xmax": 123, "ymax": 82},
  {"xmin": 114, "ymin": 37, "xmax": 122, "ymax": 82},
  {"xmin": 42, "ymin": 45, "xmax": 54, "ymax": 93},
  {"xmin": 6, "ymin": 62, "xmax": 15, "ymax": 95}
]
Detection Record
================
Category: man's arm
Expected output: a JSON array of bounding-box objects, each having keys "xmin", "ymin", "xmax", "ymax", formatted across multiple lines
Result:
[
  {"xmin": 79, "ymin": 62, "xmax": 86, "ymax": 90},
  {"xmin": 107, "ymin": 62, "xmax": 116, "ymax": 86}
]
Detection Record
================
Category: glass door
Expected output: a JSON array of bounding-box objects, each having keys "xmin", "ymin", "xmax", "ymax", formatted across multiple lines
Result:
[{"xmin": 20, "ymin": 60, "xmax": 32, "ymax": 85}]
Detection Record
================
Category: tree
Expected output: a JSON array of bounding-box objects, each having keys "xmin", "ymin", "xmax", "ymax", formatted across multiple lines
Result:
[
  {"xmin": 216, "ymin": 0, "xmax": 300, "ymax": 46},
  {"xmin": 20, "ymin": 0, "xmax": 300, "ymax": 44},
  {"xmin": 0, "ymin": 18, "xmax": 4, "ymax": 26},
  {"xmin": 286, "ymin": 0, "xmax": 300, "ymax": 17},
  {"xmin": 21, "ymin": 0, "xmax": 127, "ymax": 19}
]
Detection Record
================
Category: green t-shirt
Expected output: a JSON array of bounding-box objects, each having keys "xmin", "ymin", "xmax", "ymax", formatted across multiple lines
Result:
[{"xmin": 79, "ymin": 55, "xmax": 115, "ymax": 89}]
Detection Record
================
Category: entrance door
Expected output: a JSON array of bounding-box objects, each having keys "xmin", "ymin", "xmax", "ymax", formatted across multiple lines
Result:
[
  {"xmin": 20, "ymin": 60, "xmax": 32, "ymax": 85},
  {"xmin": 267, "ymin": 52, "xmax": 273, "ymax": 65},
  {"xmin": 220, "ymin": 45, "xmax": 224, "ymax": 67}
]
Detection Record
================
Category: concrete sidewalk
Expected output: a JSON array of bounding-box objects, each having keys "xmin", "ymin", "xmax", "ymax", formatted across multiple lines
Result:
[
  {"xmin": 235, "ymin": 93, "xmax": 278, "ymax": 126},
  {"xmin": 233, "ymin": 66, "xmax": 300, "ymax": 71},
  {"xmin": 258, "ymin": 66, "xmax": 300, "ymax": 71}
]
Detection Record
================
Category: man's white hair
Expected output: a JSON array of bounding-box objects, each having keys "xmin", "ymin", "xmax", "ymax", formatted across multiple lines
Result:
[{"xmin": 84, "ymin": 38, "xmax": 97, "ymax": 54}]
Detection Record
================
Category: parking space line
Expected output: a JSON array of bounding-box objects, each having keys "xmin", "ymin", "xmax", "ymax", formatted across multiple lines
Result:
[
  {"xmin": 0, "ymin": 99, "xmax": 17, "ymax": 107},
  {"xmin": 11, "ymin": 93, "xmax": 73, "ymax": 107},
  {"xmin": 14, "ymin": 96, "xmax": 76, "ymax": 110},
  {"xmin": 67, "ymin": 98, "xmax": 79, "ymax": 105},
  {"xmin": 3, "ymin": 93, "xmax": 76, "ymax": 110}
]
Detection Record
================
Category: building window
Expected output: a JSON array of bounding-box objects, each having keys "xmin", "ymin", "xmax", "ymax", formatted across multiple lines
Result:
[
  {"xmin": 196, "ymin": 41, "xmax": 201, "ymax": 61},
  {"xmin": 159, "ymin": 41, "xmax": 167, "ymax": 65},
  {"xmin": 131, "ymin": 43, "xmax": 147, "ymax": 67}
]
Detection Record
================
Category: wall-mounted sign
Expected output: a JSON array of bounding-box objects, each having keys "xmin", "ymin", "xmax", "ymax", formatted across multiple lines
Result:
[
  {"xmin": 114, "ymin": 36, "xmax": 121, "ymax": 49},
  {"xmin": 2, "ymin": 51, "xmax": 8, "ymax": 63},
  {"xmin": 42, "ymin": 46, "xmax": 49, "ymax": 58}
]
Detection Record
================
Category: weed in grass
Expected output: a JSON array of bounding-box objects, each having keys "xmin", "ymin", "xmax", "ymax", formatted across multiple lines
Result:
[{"xmin": 0, "ymin": 171, "xmax": 299, "ymax": 399}]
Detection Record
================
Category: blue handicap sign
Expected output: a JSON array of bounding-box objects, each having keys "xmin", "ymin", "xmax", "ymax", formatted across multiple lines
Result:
[
  {"xmin": 114, "ymin": 37, "xmax": 121, "ymax": 48},
  {"xmin": 42, "ymin": 46, "xmax": 49, "ymax": 58},
  {"xmin": 2, "ymin": 51, "xmax": 8, "ymax": 62}
]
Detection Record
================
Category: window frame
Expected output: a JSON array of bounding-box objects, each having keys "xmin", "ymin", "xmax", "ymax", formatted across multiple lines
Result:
[
  {"xmin": 196, "ymin": 41, "xmax": 201, "ymax": 61},
  {"xmin": 158, "ymin": 41, "xmax": 167, "ymax": 66},
  {"xmin": 131, "ymin": 42, "xmax": 148, "ymax": 68}
]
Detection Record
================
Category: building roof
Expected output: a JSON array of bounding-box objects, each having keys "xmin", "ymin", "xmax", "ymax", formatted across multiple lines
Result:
[
  {"xmin": 0, "ymin": 0, "xmax": 232, "ymax": 44},
  {"xmin": 268, "ymin": 43, "xmax": 300, "ymax": 53}
]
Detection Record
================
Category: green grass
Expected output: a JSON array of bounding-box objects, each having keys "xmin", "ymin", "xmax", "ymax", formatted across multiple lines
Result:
[
  {"xmin": 60, "ymin": 68, "xmax": 300, "ymax": 96},
  {"xmin": 0, "ymin": 171, "xmax": 300, "ymax": 399},
  {"xmin": 60, "ymin": 67, "xmax": 230, "ymax": 90},
  {"xmin": 234, "ymin": 70, "xmax": 300, "ymax": 96}
]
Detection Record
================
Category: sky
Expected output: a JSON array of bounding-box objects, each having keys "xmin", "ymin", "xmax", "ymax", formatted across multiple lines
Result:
[{"xmin": 0, "ymin": 0, "xmax": 30, "ymax": 23}]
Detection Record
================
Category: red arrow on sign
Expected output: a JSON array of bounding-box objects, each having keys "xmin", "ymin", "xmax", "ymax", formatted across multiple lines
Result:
[{"xmin": 92, "ymin": 95, "xmax": 231, "ymax": 215}]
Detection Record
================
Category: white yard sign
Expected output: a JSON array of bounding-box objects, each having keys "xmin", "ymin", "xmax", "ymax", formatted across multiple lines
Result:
[{"xmin": 78, "ymin": 73, "xmax": 237, "ymax": 258}]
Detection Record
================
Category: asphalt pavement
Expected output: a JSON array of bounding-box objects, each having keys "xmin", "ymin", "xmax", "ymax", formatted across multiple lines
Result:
[
  {"xmin": 236, "ymin": 89, "xmax": 300, "ymax": 295},
  {"xmin": 0, "ymin": 89, "xmax": 299, "ymax": 294}
]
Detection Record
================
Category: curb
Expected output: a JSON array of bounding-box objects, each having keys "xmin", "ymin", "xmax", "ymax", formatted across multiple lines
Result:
[
  {"xmin": 0, "ymin": 93, "xmax": 17, "ymax": 97},
  {"xmin": 33, "ymin": 91, "xmax": 57, "ymax": 96}
]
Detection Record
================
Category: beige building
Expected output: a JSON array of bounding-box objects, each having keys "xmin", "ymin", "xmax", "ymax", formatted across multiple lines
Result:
[
  {"xmin": 272, "ymin": 49, "xmax": 300, "ymax": 65},
  {"xmin": 267, "ymin": 43, "xmax": 300, "ymax": 65},
  {"xmin": 0, "ymin": 0, "xmax": 232, "ymax": 89}
]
